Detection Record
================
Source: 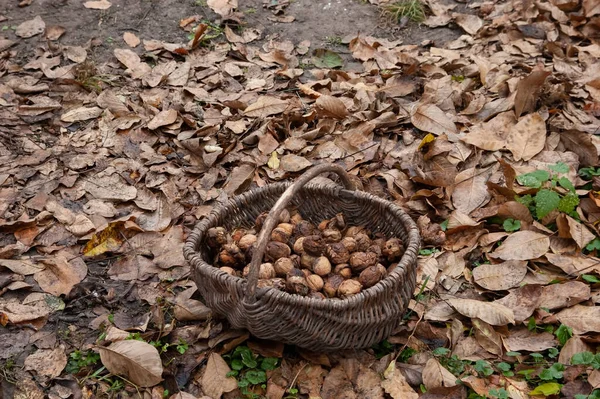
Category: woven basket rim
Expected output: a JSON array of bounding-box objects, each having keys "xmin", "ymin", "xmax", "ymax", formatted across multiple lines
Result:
[{"xmin": 184, "ymin": 181, "xmax": 420, "ymax": 310}]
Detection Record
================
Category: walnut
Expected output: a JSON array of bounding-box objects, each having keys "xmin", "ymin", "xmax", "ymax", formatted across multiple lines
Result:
[
  {"xmin": 358, "ymin": 264, "xmax": 387, "ymax": 288},
  {"xmin": 302, "ymin": 235, "xmax": 325, "ymax": 256},
  {"xmin": 308, "ymin": 291, "xmax": 326, "ymax": 300},
  {"xmin": 207, "ymin": 227, "xmax": 229, "ymax": 248},
  {"xmin": 231, "ymin": 228, "xmax": 247, "ymax": 243},
  {"xmin": 238, "ymin": 234, "xmax": 257, "ymax": 251},
  {"xmin": 338, "ymin": 279, "xmax": 362, "ymax": 297},
  {"xmin": 312, "ymin": 256, "xmax": 332, "ymax": 276},
  {"xmin": 341, "ymin": 237, "xmax": 357, "ymax": 253},
  {"xmin": 259, "ymin": 263, "xmax": 276, "ymax": 279},
  {"xmin": 382, "ymin": 238, "xmax": 404, "ymax": 262},
  {"xmin": 218, "ymin": 243, "xmax": 245, "ymax": 267},
  {"xmin": 333, "ymin": 263, "xmax": 352, "ymax": 279},
  {"xmin": 273, "ymin": 257, "xmax": 294, "ymax": 277},
  {"xmin": 293, "ymin": 236, "xmax": 306, "ymax": 254},
  {"xmin": 294, "ymin": 220, "xmax": 315, "ymax": 237},
  {"xmin": 326, "ymin": 242, "xmax": 350, "ymax": 264},
  {"xmin": 265, "ymin": 241, "xmax": 291, "ymax": 261},
  {"xmin": 323, "ymin": 274, "xmax": 344, "ymax": 298},
  {"xmin": 271, "ymin": 225, "xmax": 292, "ymax": 243},
  {"xmin": 345, "ymin": 226, "xmax": 365, "ymax": 238},
  {"xmin": 286, "ymin": 276, "xmax": 310, "ymax": 296},
  {"xmin": 322, "ymin": 228, "xmax": 342, "ymax": 243},
  {"xmin": 327, "ymin": 213, "xmax": 346, "ymax": 231},
  {"xmin": 354, "ymin": 233, "xmax": 372, "ymax": 252},
  {"xmin": 300, "ymin": 253, "xmax": 317, "ymax": 269},
  {"xmin": 306, "ymin": 274, "xmax": 324, "ymax": 292},
  {"xmin": 257, "ymin": 278, "xmax": 286, "ymax": 290},
  {"xmin": 349, "ymin": 251, "xmax": 378, "ymax": 272}
]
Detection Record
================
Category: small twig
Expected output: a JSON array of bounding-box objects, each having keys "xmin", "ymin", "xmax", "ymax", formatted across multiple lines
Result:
[
  {"xmin": 287, "ymin": 361, "xmax": 308, "ymax": 393},
  {"xmin": 338, "ymin": 141, "xmax": 380, "ymax": 162}
]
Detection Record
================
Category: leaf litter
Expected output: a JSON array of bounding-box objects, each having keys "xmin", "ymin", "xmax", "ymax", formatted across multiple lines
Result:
[{"xmin": 2, "ymin": 0, "xmax": 600, "ymax": 397}]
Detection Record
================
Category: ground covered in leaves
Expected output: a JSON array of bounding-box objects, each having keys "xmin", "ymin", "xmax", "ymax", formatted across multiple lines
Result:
[{"xmin": 2, "ymin": 0, "xmax": 600, "ymax": 398}]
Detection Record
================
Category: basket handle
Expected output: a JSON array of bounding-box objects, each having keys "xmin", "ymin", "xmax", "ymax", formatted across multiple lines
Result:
[{"xmin": 245, "ymin": 164, "xmax": 355, "ymax": 300}]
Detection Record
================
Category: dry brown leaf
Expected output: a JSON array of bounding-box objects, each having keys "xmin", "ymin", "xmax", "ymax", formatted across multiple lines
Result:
[
  {"xmin": 84, "ymin": 0, "xmax": 112, "ymax": 9},
  {"xmin": 99, "ymin": 340, "xmax": 163, "ymax": 387},
  {"xmin": 502, "ymin": 329, "xmax": 557, "ymax": 352},
  {"xmin": 410, "ymin": 103, "xmax": 457, "ymax": 136},
  {"xmin": 280, "ymin": 154, "xmax": 312, "ymax": 173},
  {"xmin": 564, "ymin": 214, "xmax": 595, "ymax": 249},
  {"xmin": 321, "ymin": 364, "xmax": 356, "ymax": 399},
  {"xmin": 244, "ymin": 96, "xmax": 289, "ymax": 117},
  {"xmin": 123, "ymin": 31, "xmax": 140, "ymax": 48},
  {"xmin": 113, "ymin": 48, "xmax": 151, "ymax": 78},
  {"xmin": 147, "ymin": 109, "xmax": 178, "ymax": 130},
  {"xmin": 448, "ymin": 298, "xmax": 515, "ymax": 326},
  {"xmin": 453, "ymin": 13, "xmax": 483, "ymax": 35},
  {"xmin": 422, "ymin": 358, "xmax": 457, "ymax": 389},
  {"xmin": 0, "ymin": 259, "xmax": 44, "ymax": 275},
  {"xmin": 583, "ymin": 0, "xmax": 600, "ymax": 17},
  {"xmin": 473, "ymin": 318, "xmax": 503, "ymax": 356},
  {"xmin": 505, "ymin": 112, "xmax": 546, "ymax": 161},
  {"xmin": 24, "ymin": 347, "xmax": 67, "ymax": 379},
  {"xmin": 349, "ymin": 36, "xmax": 375, "ymax": 61},
  {"xmin": 461, "ymin": 112, "xmax": 515, "ymax": 151},
  {"xmin": 201, "ymin": 353, "xmax": 238, "ymax": 398},
  {"xmin": 34, "ymin": 256, "xmax": 87, "ymax": 297},
  {"xmin": 137, "ymin": 194, "xmax": 172, "ymax": 232},
  {"xmin": 545, "ymin": 253, "xmax": 600, "ymax": 276},
  {"xmin": 207, "ymin": 0, "xmax": 237, "ymax": 16},
  {"xmin": 494, "ymin": 285, "xmax": 542, "ymax": 322},
  {"xmin": 315, "ymin": 95, "xmax": 349, "ymax": 119},
  {"xmin": 452, "ymin": 167, "xmax": 492, "ymax": 215},
  {"xmin": 514, "ymin": 70, "xmax": 551, "ymax": 118},
  {"xmin": 173, "ymin": 296, "xmax": 212, "ymax": 322},
  {"xmin": 60, "ymin": 106, "xmax": 103, "ymax": 122},
  {"xmin": 472, "ymin": 260, "xmax": 527, "ymax": 291},
  {"xmin": 83, "ymin": 174, "xmax": 137, "ymax": 201},
  {"xmin": 222, "ymin": 164, "xmax": 255, "ymax": 195},
  {"xmin": 560, "ymin": 130, "xmax": 599, "ymax": 166},
  {"xmin": 381, "ymin": 362, "xmax": 419, "ymax": 399},
  {"xmin": 45, "ymin": 25, "xmax": 65, "ymax": 40},
  {"xmin": 539, "ymin": 281, "xmax": 591, "ymax": 310},
  {"xmin": 556, "ymin": 305, "xmax": 600, "ymax": 334},
  {"xmin": 558, "ymin": 336, "xmax": 593, "ymax": 364},
  {"xmin": 490, "ymin": 231, "xmax": 549, "ymax": 261},
  {"xmin": 15, "ymin": 16, "xmax": 45, "ymax": 38}
]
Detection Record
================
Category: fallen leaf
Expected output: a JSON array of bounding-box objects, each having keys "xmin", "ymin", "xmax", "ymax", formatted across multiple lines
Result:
[
  {"xmin": 560, "ymin": 130, "xmax": 599, "ymax": 166},
  {"xmin": 558, "ymin": 336, "xmax": 593, "ymax": 364},
  {"xmin": 494, "ymin": 285, "xmax": 542, "ymax": 322},
  {"xmin": 562, "ymin": 214, "xmax": 596, "ymax": 249},
  {"xmin": 84, "ymin": 0, "xmax": 112, "ymax": 9},
  {"xmin": 280, "ymin": 154, "xmax": 312, "ymax": 172},
  {"xmin": 473, "ymin": 318, "xmax": 503, "ymax": 355},
  {"xmin": 99, "ymin": 340, "xmax": 163, "ymax": 387},
  {"xmin": 453, "ymin": 13, "xmax": 483, "ymax": 35},
  {"xmin": 123, "ymin": 31, "xmax": 140, "ymax": 47},
  {"xmin": 207, "ymin": 0, "xmax": 237, "ymax": 16},
  {"xmin": 45, "ymin": 25, "xmax": 65, "ymax": 40},
  {"xmin": 448, "ymin": 298, "xmax": 515, "ymax": 326},
  {"xmin": 244, "ymin": 96, "xmax": 289, "ymax": 117},
  {"xmin": 60, "ymin": 106, "xmax": 103, "ymax": 122},
  {"xmin": 201, "ymin": 353, "xmax": 238, "ymax": 398},
  {"xmin": 312, "ymin": 48, "xmax": 344, "ymax": 69},
  {"xmin": 15, "ymin": 16, "xmax": 45, "ymax": 38},
  {"xmin": 24, "ymin": 347, "xmax": 67, "ymax": 379},
  {"xmin": 452, "ymin": 167, "xmax": 492, "ymax": 215},
  {"xmin": 502, "ymin": 329, "xmax": 557, "ymax": 352},
  {"xmin": 545, "ymin": 253, "xmax": 600, "ymax": 276},
  {"xmin": 147, "ymin": 109, "xmax": 178, "ymax": 130},
  {"xmin": 315, "ymin": 95, "xmax": 349, "ymax": 119},
  {"xmin": 490, "ymin": 231, "xmax": 549, "ymax": 261},
  {"xmin": 422, "ymin": 358, "xmax": 457, "ymax": 389},
  {"xmin": 505, "ymin": 112, "xmax": 546, "ymax": 161},
  {"xmin": 556, "ymin": 305, "xmax": 600, "ymax": 334},
  {"xmin": 514, "ymin": 70, "xmax": 551, "ymax": 118},
  {"xmin": 34, "ymin": 256, "xmax": 87, "ymax": 296},
  {"xmin": 472, "ymin": 260, "xmax": 527, "ymax": 291},
  {"xmin": 539, "ymin": 281, "xmax": 591, "ymax": 310},
  {"xmin": 381, "ymin": 361, "xmax": 419, "ymax": 399},
  {"xmin": 83, "ymin": 174, "xmax": 137, "ymax": 201},
  {"xmin": 411, "ymin": 103, "xmax": 458, "ymax": 136}
]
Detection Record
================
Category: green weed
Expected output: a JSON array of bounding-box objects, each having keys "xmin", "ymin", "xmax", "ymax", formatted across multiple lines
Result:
[{"xmin": 381, "ymin": 0, "xmax": 426, "ymax": 23}]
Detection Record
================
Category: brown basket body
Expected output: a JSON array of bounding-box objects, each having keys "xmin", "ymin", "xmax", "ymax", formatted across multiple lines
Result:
[{"xmin": 184, "ymin": 182, "xmax": 420, "ymax": 351}]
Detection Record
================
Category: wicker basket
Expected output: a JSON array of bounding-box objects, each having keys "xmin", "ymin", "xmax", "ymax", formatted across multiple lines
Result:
[{"xmin": 184, "ymin": 164, "xmax": 420, "ymax": 351}]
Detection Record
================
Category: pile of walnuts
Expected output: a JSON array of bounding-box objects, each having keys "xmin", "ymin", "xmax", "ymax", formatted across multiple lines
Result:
[{"xmin": 206, "ymin": 209, "xmax": 404, "ymax": 299}]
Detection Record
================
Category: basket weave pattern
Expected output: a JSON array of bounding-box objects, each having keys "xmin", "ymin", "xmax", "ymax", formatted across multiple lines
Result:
[{"xmin": 184, "ymin": 173, "xmax": 420, "ymax": 351}]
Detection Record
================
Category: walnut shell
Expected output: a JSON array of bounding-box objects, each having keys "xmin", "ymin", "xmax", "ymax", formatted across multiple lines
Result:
[
  {"xmin": 358, "ymin": 264, "xmax": 387, "ymax": 288},
  {"xmin": 278, "ymin": 209, "xmax": 291, "ymax": 224},
  {"xmin": 382, "ymin": 238, "xmax": 404, "ymax": 262},
  {"xmin": 259, "ymin": 263, "xmax": 276, "ymax": 279},
  {"xmin": 325, "ymin": 242, "xmax": 350, "ymax": 264},
  {"xmin": 300, "ymin": 253, "xmax": 317, "ymax": 269},
  {"xmin": 238, "ymin": 234, "xmax": 257, "ymax": 251},
  {"xmin": 286, "ymin": 276, "xmax": 310, "ymax": 296},
  {"xmin": 231, "ymin": 228, "xmax": 247, "ymax": 243},
  {"xmin": 302, "ymin": 235, "xmax": 325, "ymax": 256},
  {"xmin": 338, "ymin": 279, "xmax": 362, "ymax": 297},
  {"xmin": 312, "ymin": 256, "xmax": 332, "ymax": 276},
  {"xmin": 294, "ymin": 220, "xmax": 315, "ymax": 237},
  {"xmin": 293, "ymin": 237, "xmax": 306, "ymax": 254},
  {"xmin": 265, "ymin": 241, "xmax": 291, "ymax": 261},
  {"xmin": 349, "ymin": 251, "xmax": 378, "ymax": 272},
  {"xmin": 308, "ymin": 291, "xmax": 326, "ymax": 300},
  {"xmin": 218, "ymin": 243, "xmax": 245, "ymax": 267},
  {"xmin": 257, "ymin": 277, "xmax": 286, "ymax": 290},
  {"xmin": 333, "ymin": 263, "xmax": 352, "ymax": 279},
  {"xmin": 287, "ymin": 268, "xmax": 305, "ymax": 278},
  {"xmin": 323, "ymin": 274, "xmax": 344, "ymax": 298},
  {"xmin": 273, "ymin": 257, "xmax": 294, "ymax": 277},
  {"xmin": 341, "ymin": 237, "xmax": 357, "ymax": 253},
  {"xmin": 327, "ymin": 213, "xmax": 346, "ymax": 231},
  {"xmin": 301, "ymin": 269, "xmax": 312, "ymax": 278},
  {"xmin": 354, "ymin": 233, "xmax": 372, "ymax": 252},
  {"xmin": 322, "ymin": 228, "xmax": 342, "ymax": 243},
  {"xmin": 290, "ymin": 212, "xmax": 304, "ymax": 225},
  {"xmin": 345, "ymin": 226, "xmax": 365, "ymax": 238},
  {"xmin": 271, "ymin": 227, "xmax": 291, "ymax": 243},
  {"xmin": 306, "ymin": 274, "xmax": 324, "ymax": 291},
  {"xmin": 207, "ymin": 227, "xmax": 229, "ymax": 248},
  {"xmin": 255, "ymin": 212, "xmax": 268, "ymax": 231},
  {"xmin": 366, "ymin": 244, "xmax": 382, "ymax": 257}
]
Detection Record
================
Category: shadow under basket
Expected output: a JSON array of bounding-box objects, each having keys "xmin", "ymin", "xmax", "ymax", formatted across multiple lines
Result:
[{"xmin": 183, "ymin": 165, "xmax": 421, "ymax": 351}]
